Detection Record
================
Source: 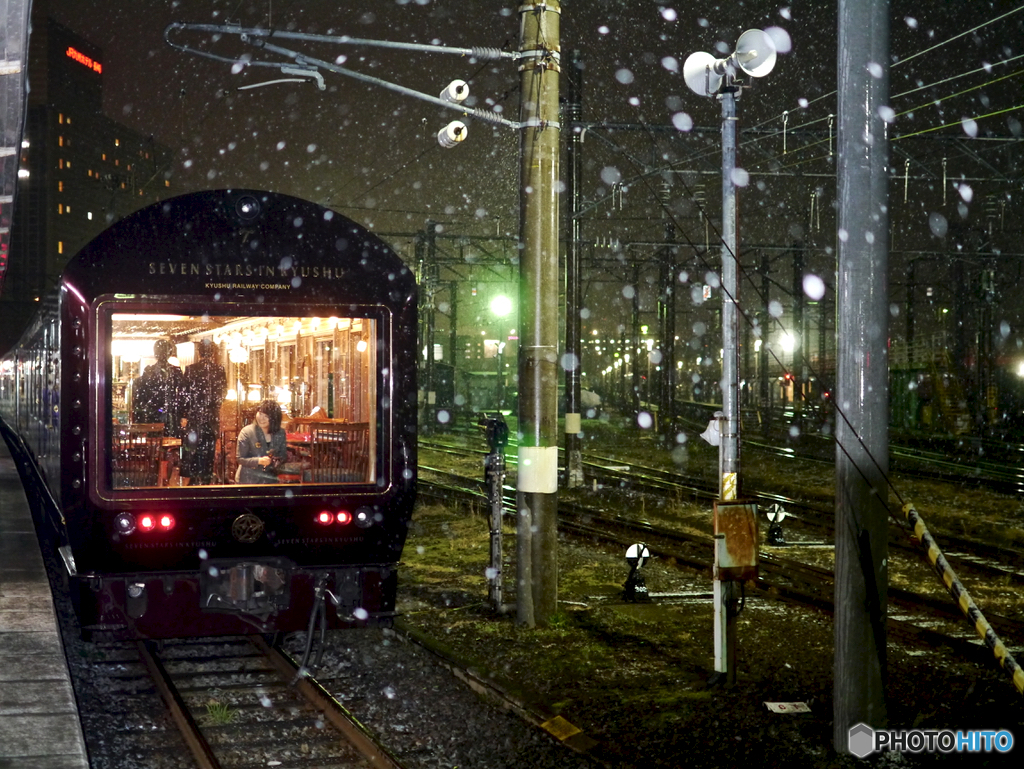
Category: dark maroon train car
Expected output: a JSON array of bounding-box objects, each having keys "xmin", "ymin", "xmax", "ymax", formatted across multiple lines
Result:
[{"xmin": 0, "ymin": 189, "xmax": 417, "ymax": 639}]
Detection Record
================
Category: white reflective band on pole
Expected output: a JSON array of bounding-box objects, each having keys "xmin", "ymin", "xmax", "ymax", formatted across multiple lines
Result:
[
  {"xmin": 564, "ymin": 413, "xmax": 581, "ymax": 434},
  {"xmin": 518, "ymin": 446, "xmax": 559, "ymax": 493}
]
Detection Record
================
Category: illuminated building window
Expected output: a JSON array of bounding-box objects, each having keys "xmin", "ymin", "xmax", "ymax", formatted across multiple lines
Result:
[
  {"xmin": 114, "ymin": 159, "xmax": 119, "ymax": 166},
  {"xmin": 88, "ymin": 212, "xmax": 93, "ymax": 220},
  {"xmin": 114, "ymin": 139, "xmax": 120, "ymax": 147},
  {"xmin": 101, "ymin": 153, "xmax": 106, "ymax": 161},
  {"xmin": 58, "ymin": 181, "xmax": 63, "ymax": 192},
  {"xmin": 59, "ymin": 136, "xmax": 64, "ymax": 146},
  {"xmin": 164, "ymin": 180, "xmax": 170, "ymax": 187},
  {"xmin": 59, "ymin": 113, "xmax": 64, "ymax": 123},
  {"xmin": 58, "ymin": 242, "xmax": 63, "ymax": 254},
  {"xmin": 58, "ymin": 158, "xmax": 63, "ymax": 169},
  {"xmin": 58, "ymin": 204, "xmax": 63, "ymax": 214}
]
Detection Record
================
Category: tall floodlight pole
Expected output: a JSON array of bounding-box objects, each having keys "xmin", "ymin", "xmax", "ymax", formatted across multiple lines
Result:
[
  {"xmin": 685, "ymin": 30, "xmax": 776, "ymax": 683},
  {"xmin": 834, "ymin": 0, "xmax": 890, "ymax": 753},
  {"xmin": 516, "ymin": 1, "xmax": 561, "ymax": 627},
  {"xmin": 720, "ymin": 87, "xmax": 740, "ymax": 502}
]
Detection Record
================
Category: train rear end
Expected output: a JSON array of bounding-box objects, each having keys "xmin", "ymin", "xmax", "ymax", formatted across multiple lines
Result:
[{"xmin": 52, "ymin": 190, "xmax": 417, "ymax": 639}]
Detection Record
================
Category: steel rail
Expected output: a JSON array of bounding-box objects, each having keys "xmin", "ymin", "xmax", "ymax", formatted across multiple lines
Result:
[
  {"xmin": 136, "ymin": 640, "xmax": 222, "ymax": 769},
  {"xmin": 250, "ymin": 635, "xmax": 408, "ymax": 769}
]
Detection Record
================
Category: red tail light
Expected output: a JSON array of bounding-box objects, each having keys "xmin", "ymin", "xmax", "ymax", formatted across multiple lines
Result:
[
  {"xmin": 316, "ymin": 510, "xmax": 334, "ymax": 525},
  {"xmin": 336, "ymin": 510, "xmax": 353, "ymax": 525},
  {"xmin": 139, "ymin": 514, "xmax": 156, "ymax": 531},
  {"xmin": 158, "ymin": 514, "xmax": 175, "ymax": 530}
]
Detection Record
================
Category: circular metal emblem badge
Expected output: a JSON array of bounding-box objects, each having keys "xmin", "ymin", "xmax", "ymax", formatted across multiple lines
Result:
[{"xmin": 232, "ymin": 513, "xmax": 264, "ymax": 543}]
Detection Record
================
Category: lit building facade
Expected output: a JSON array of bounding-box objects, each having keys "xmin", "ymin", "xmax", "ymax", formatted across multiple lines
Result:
[{"xmin": 1, "ymin": 17, "xmax": 174, "ymax": 352}]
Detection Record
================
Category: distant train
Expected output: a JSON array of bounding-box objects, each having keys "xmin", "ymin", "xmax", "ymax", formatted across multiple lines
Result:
[{"xmin": 0, "ymin": 189, "xmax": 417, "ymax": 639}]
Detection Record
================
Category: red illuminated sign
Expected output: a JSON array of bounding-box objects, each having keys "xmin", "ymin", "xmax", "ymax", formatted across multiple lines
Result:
[{"xmin": 66, "ymin": 46, "xmax": 102, "ymax": 74}]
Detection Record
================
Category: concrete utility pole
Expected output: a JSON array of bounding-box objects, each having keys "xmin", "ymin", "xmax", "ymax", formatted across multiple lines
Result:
[
  {"xmin": 834, "ymin": 0, "xmax": 890, "ymax": 752},
  {"xmin": 515, "ymin": 0, "xmax": 560, "ymax": 627},
  {"xmin": 564, "ymin": 49, "xmax": 584, "ymax": 488}
]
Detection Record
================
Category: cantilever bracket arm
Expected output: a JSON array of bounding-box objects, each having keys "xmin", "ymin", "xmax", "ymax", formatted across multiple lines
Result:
[{"xmin": 164, "ymin": 22, "xmax": 554, "ymax": 131}]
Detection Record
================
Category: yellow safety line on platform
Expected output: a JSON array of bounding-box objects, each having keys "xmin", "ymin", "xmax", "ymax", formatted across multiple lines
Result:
[{"xmin": 903, "ymin": 501, "xmax": 1024, "ymax": 695}]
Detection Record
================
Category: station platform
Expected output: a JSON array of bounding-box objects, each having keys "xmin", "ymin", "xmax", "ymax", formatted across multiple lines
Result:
[{"xmin": 0, "ymin": 437, "xmax": 89, "ymax": 768}]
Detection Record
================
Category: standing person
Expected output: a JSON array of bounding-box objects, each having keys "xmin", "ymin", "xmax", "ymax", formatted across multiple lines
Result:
[
  {"xmin": 132, "ymin": 339, "xmax": 183, "ymax": 434},
  {"xmin": 181, "ymin": 338, "xmax": 226, "ymax": 484},
  {"xmin": 235, "ymin": 400, "xmax": 287, "ymax": 484}
]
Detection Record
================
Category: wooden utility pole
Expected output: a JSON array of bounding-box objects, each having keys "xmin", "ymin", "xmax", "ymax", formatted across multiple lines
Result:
[
  {"xmin": 515, "ymin": 0, "xmax": 560, "ymax": 626},
  {"xmin": 834, "ymin": 0, "xmax": 890, "ymax": 751}
]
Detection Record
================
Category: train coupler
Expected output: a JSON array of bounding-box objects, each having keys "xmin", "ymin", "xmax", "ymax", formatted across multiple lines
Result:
[{"xmin": 199, "ymin": 557, "xmax": 293, "ymax": 620}]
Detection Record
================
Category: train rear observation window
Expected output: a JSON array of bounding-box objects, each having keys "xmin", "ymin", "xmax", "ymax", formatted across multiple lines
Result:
[{"xmin": 106, "ymin": 312, "xmax": 377, "ymax": 490}]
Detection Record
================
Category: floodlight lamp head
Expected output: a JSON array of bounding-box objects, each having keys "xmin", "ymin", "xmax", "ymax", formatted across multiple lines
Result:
[
  {"xmin": 683, "ymin": 51, "xmax": 724, "ymax": 96},
  {"xmin": 733, "ymin": 29, "xmax": 777, "ymax": 78}
]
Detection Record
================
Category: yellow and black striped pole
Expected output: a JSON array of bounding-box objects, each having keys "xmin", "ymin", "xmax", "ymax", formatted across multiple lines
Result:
[{"xmin": 903, "ymin": 501, "xmax": 1024, "ymax": 695}]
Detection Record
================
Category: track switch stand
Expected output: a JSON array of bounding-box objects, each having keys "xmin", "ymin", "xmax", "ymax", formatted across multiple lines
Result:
[{"xmin": 623, "ymin": 542, "xmax": 652, "ymax": 602}]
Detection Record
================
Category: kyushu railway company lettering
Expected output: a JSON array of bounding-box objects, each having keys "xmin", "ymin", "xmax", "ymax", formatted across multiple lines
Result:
[{"xmin": 148, "ymin": 261, "xmax": 347, "ymax": 279}]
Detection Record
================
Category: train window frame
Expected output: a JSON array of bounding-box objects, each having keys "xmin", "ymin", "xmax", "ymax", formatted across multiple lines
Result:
[{"xmin": 89, "ymin": 294, "xmax": 393, "ymax": 504}]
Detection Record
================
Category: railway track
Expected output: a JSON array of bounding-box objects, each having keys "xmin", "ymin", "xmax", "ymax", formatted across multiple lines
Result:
[
  {"xmin": 90, "ymin": 635, "xmax": 404, "ymax": 769},
  {"xmin": 420, "ymin": 436, "xmax": 1024, "ymax": 590},
  {"xmin": 417, "ymin": 467, "xmax": 1024, "ymax": 668}
]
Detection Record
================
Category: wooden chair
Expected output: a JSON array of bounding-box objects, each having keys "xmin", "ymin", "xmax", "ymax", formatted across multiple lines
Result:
[
  {"xmin": 308, "ymin": 422, "xmax": 370, "ymax": 483},
  {"xmin": 112, "ymin": 423, "xmax": 165, "ymax": 488}
]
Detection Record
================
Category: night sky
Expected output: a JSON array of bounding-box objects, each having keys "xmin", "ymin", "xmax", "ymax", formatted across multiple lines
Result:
[{"xmin": 41, "ymin": 0, "xmax": 1024, "ymax": 343}]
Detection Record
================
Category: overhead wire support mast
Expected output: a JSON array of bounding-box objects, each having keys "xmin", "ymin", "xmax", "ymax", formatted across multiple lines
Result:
[
  {"xmin": 163, "ymin": 22, "xmax": 543, "ymax": 131},
  {"xmin": 166, "ymin": 7, "xmax": 564, "ymax": 628}
]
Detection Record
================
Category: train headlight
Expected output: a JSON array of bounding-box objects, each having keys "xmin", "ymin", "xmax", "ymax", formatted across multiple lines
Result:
[{"xmin": 115, "ymin": 512, "xmax": 136, "ymax": 535}]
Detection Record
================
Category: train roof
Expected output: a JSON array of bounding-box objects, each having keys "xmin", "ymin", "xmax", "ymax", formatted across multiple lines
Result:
[{"xmin": 62, "ymin": 189, "xmax": 415, "ymax": 304}]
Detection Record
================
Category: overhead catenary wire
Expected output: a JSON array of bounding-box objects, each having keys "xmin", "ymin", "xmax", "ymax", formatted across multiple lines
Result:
[{"xmin": 744, "ymin": 3, "xmax": 1024, "ymax": 138}]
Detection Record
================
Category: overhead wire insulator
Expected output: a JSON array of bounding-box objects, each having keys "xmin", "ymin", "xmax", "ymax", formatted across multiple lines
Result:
[
  {"xmin": 437, "ymin": 120, "xmax": 468, "ymax": 148},
  {"xmin": 440, "ymin": 79, "xmax": 469, "ymax": 103},
  {"xmin": 470, "ymin": 47, "xmax": 507, "ymax": 61}
]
